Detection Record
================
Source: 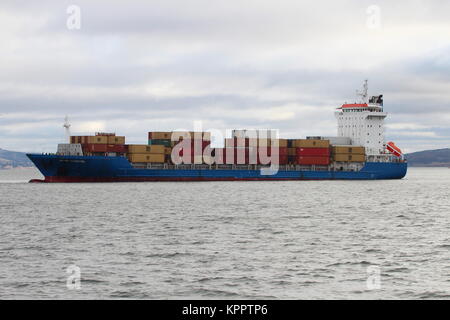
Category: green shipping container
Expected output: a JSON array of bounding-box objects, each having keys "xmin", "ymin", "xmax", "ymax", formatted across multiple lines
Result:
[{"xmin": 148, "ymin": 139, "xmax": 172, "ymax": 147}]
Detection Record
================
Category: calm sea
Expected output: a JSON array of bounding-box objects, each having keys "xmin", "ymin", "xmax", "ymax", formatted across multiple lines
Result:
[{"xmin": 0, "ymin": 167, "xmax": 449, "ymax": 299}]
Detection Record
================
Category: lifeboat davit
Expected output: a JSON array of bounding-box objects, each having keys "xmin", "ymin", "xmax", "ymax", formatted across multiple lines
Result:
[{"xmin": 387, "ymin": 141, "xmax": 402, "ymax": 157}]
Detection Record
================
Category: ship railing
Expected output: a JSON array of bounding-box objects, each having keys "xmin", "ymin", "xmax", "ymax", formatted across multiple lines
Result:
[{"xmin": 130, "ymin": 163, "xmax": 361, "ymax": 171}]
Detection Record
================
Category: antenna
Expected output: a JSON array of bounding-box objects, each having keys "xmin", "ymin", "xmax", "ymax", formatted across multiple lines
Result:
[
  {"xmin": 356, "ymin": 79, "xmax": 369, "ymax": 103},
  {"xmin": 63, "ymin": 115, "xmax": 71, "ymax": 142}
]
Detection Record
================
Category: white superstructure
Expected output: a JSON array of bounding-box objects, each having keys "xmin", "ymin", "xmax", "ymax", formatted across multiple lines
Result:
[{"xmin": 335, "ymin": 80, "xmax": 387, "ymax": 156}]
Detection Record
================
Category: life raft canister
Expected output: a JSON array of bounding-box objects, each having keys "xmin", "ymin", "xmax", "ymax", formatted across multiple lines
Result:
[{"xmin": 387, "ymin": 141, "xmax": 402, "ymax": 157}]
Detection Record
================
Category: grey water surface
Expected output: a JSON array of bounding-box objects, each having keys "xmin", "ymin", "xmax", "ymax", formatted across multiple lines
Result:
[{"xmin": 0, "ymin": 167, "xmax": 449, "ymax": 299}]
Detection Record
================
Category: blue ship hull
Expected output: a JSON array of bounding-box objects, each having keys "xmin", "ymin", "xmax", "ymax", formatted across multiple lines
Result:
[{"xmin": 26, "ymin": 154, "xmax": 407, "ymax": 182}]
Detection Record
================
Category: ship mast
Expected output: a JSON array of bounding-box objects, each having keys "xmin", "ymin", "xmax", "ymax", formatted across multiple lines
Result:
[
  {"xmin": 63, "ymin": 115, "xmax": 71, "ymax": 142},
  {"xmin": 356, "ymin": 79, "xmax": 369, "ymax": 103}
]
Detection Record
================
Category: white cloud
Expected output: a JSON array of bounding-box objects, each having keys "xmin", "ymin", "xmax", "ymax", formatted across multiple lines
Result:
[
  {"xmin": 74, "ymin": 121, "xmax": 106, "ymax": 134},
  {"xmin": 389, "ymin": 131, "xmax": 439, "ymax": 138},
  {"xmin": 385, "ymin": 123, "xmax": 432, "ymax": 130}
]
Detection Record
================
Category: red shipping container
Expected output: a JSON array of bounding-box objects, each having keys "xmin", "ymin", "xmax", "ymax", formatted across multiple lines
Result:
[
  {"xmin": 174, "ymin": 140, "xmax": 210, "ymax": 148},
  {"xmin": 257, "ymin": 152, "xmax": 271, "ymax": 165},
  {"xmin": 179, "ymin": 149, "xmax": 203, "ymax": 157},
  {"xmin": 288, "ymin": 155, "xmax": 296, "ymax": 164},
  {"xmin": 260, "ymin": 154, "xmax": 288, "ymax": 165},
  {"xmin": 212, "ymin": 148, "xmax": 249, "ymax": 164},
  {"xmin": 296, "ymin": 147, "xmax": 330, "ymax": 157},
  {"xmin": 82, "ymin": 144, "xmax": 107, "ymax": 153},
  {"xmin": 270, "ymin": 147, "xmax": 288, "ymax": 156},
  {"xmin": 176, "ymin": 141, "xmax": 211, "ymax": 157},
  {"xmin": 296, "ymin": 156, "xmax": 330, "ymax": 165},
  {"xmin": 210, "ymin": 148, "xmax": 289, "ymax": 165},
  {"xmin": 277, "ymin": 154, "xmax": 288, "ymax": 165},
  {"xmin": 195, "ymin": 140, "xmax": 211, "ymax": 150},
  {"xmin": 106, "ymin": 144, "xmax": 127, "ymax": 153},
  {"xmin": 212, "ymin": 148, "xmax": 225, "ymax": 164},
  {"xmin": 229, "ymin": 148, "xmax": 249, "ymax": 164},
  {"xmin": 211, "ymin": 147, "xmax": 289, "ymax": 165},
  {"xmin": 71, "ymin": 136, "xmax": 86, "ymax": 144}
]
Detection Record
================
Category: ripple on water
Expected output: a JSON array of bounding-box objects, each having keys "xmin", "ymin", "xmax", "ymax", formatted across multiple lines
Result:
[{"xmin": 0, "ymin": 167, "xmax": 449, "ymax": 299}]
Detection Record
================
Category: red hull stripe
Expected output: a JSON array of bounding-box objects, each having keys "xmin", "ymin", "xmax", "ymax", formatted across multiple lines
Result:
[
  {"xmin": 340, "ymin": 103, "xmax": 368, "ymax": 109},
  {"xmin": 33, "ymin": 176, "xmax": 325, "ymax": 183}
]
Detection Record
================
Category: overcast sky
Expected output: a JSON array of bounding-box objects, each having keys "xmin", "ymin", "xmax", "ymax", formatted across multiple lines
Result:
[{"xmin": 0, "ymin": 0, "xmax": 449, "ymax": 153}]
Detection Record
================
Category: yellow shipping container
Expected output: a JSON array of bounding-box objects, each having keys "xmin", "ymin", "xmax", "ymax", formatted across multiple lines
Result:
[
  {"xmin": 293, "ymin": 139, "xmax": 330, "ymax": 148},
  {"xmin": 332, "ymin": 154, "xmax": 366, "ymax": 162},
  {"xmin": 172, "ymin": 131, "xmax": 211, "ymax": 141},
  {"xmin": 264, "ymin": 139, "xmax": 288, "ymax": 147},
  {"xmin": 128, "ymin": 145, "xmax": 165, "ymax": 154},
  {"xmin": 171, "ymin": 131, "xmax": 190, "ymax": 141},
  {"xmin": 86, "ymin": 136, "xmax": 108, "ymax": 144},
  {"xmin": 331, "ymin": 146, "xmax": 365, "ymax": 155},
  {"xmin": 258, "ymin": 139, "xmax": 271, "ymax": 147},
  {"xmin": 277, "ymin": 139, "xmax": 288, "ymax": 147},
  {"xmin": 107, "ymin": 136, "xmax": 126, "ymax": 145},
  {"xmin": 128, "ymin": 153, "xmax": 165, "ymax": 163},
  {"xmin": 149, "ymin": 132, "xmax": 172, "ymax": 140}
]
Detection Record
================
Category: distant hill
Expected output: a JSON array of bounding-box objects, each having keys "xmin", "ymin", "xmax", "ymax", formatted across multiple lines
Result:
[
  {"xmin": 0, "ymin": 148, "xmax": 33, "ymax": 169},
  {"xmin": 406, "ymin": 148, "xmax": 450, "ymax": 167}
]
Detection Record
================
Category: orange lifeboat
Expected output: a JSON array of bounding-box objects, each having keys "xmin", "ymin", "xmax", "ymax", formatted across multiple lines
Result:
[{"xmin": 386, "ymin": 141, "xmax": 402, "ymax": 157}]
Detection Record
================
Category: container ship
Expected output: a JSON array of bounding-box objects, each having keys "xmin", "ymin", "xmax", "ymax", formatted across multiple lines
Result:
[{"xmin": 27, "ymin": 82, "xmax": 407, "ymax": 182}]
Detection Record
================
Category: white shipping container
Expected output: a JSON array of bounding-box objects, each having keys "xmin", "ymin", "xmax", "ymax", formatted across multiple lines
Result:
[
  {"xmin": 231, "ymin": 129, "xmax": 251, "ymax": 138},
  {"xmin": 321, "ymin": 136, "xmax": 352, "ymax": 145},
  {"xmin": 257, "ymin": 129, "xmax": 278, "ymax": 139},
  {"xmin": 57, "ymin": 144, "xmax": 83, "ymax": 156}
]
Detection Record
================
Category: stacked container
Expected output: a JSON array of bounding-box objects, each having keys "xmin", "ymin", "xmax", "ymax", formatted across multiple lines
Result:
[
  {"xmin": 127, "ymin": 144, "xmax": 165, "ymax": 163},
  {"xmin": 295, "ymin": 139, "xmax": 331, "ymax": 165},
  {"xmin": 147, "ymin": 131, "xmax": 213, "ymax": 164},
  {"xmin": 212, "ymin": 138, "xmax": 288, "ymax": 165},
  {"xmin": 172, "ymin": 131, "xmax": 211, "ymax": 141},
  {"xmin": 175, "ymin": 140, "xmax": 211, "ymax": 164},
  {"xmin": 331, "ymin": 145, "xmax": 366, "ymax": 162},
  {"xmin": 267, "ymin": 146, "xmax": 288, "ymax": 165},
  {"xmin": 70, "ymin": 130, "xmax": 368, "ymax": 166},
  {"xmin": 263, "ymin": 139, "xmax": 288, "ymax": 164},
  {"xmin": 214, "ymin": 147, "xmax": 249, "ymax": 164},
  {"xmin": 286, "ymin": 139, "xmax": 296, "ymax": 164},
  {"xmin": 70, "ymin": 133, "xmax": 126, "ymax": 156},
  {"xmin": 170, "ymin": 131, "xmax": 211, "ymax": 164},
  {"xmin": 148, "ymin": 132, "xmax": 172, "ymax": 147},
  {"xmin": 71, "ymin": 135, "xmax": 108, "ymax": 144}
]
